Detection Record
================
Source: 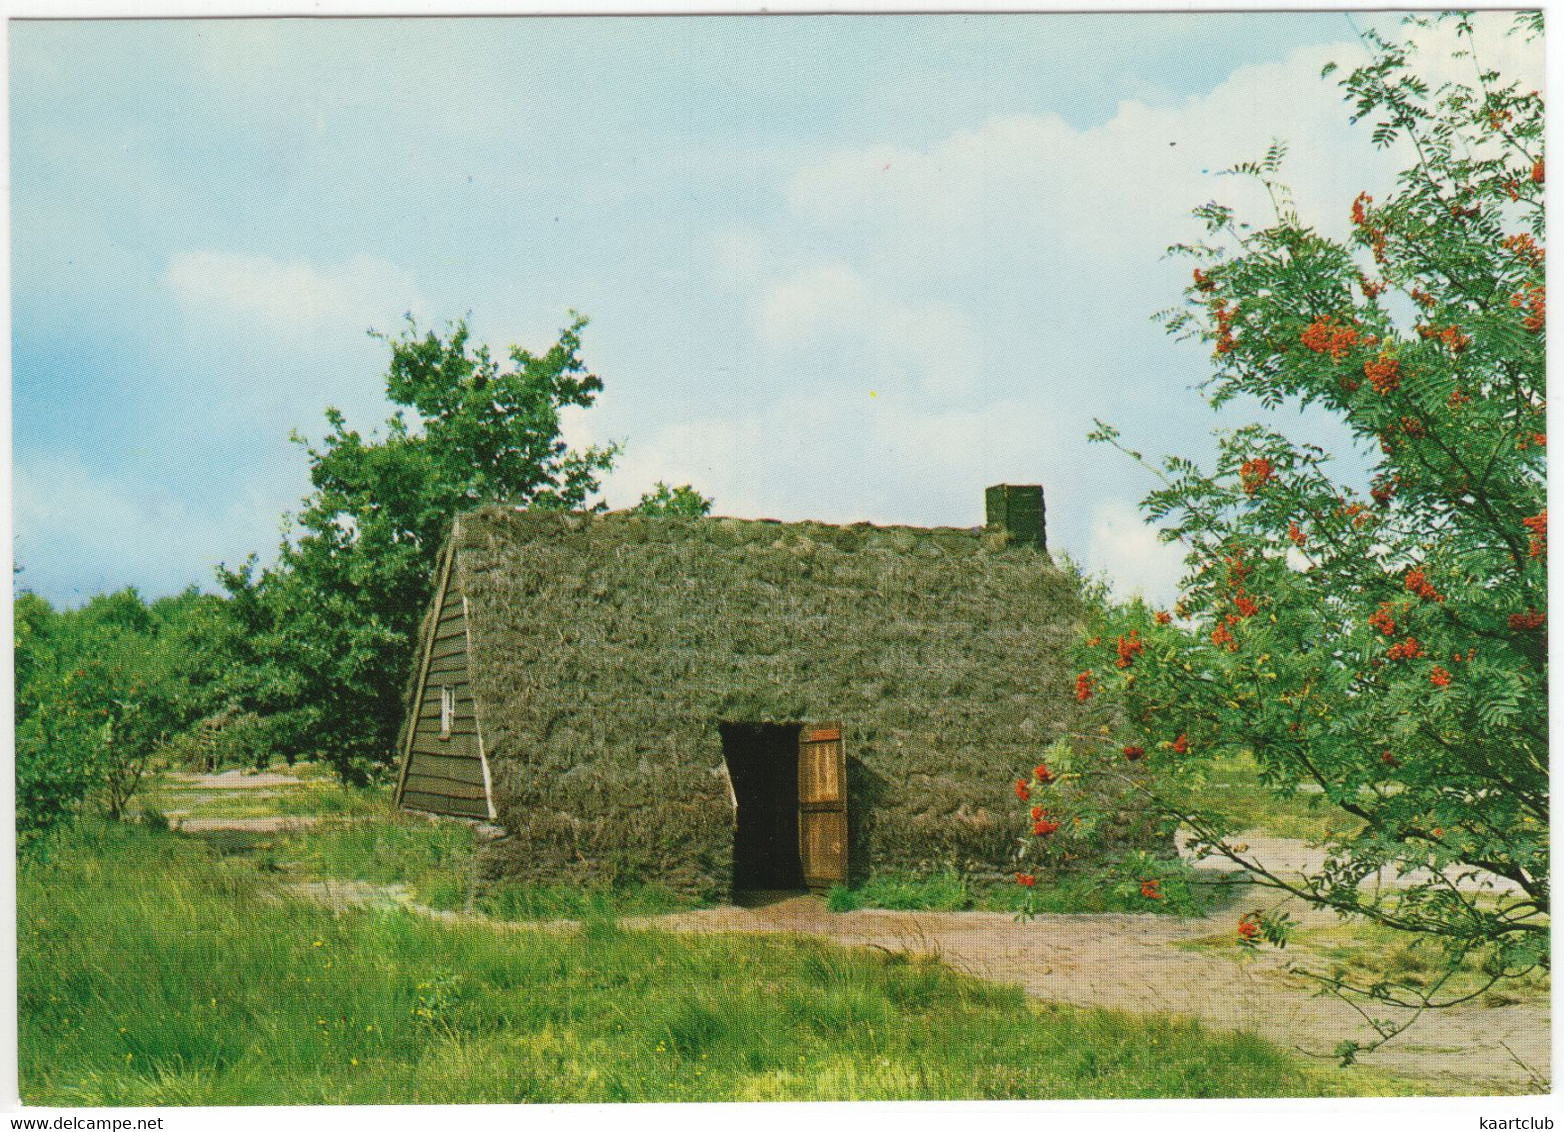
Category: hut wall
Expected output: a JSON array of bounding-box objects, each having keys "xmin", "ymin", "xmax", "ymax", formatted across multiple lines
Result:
[
  {"xmin": 399, "ymin": 556, "xmax": 493, "ymax": 820},
  {"xmin": 455, "ymin": 508, "xmax": 1143, "ymax": 898}
]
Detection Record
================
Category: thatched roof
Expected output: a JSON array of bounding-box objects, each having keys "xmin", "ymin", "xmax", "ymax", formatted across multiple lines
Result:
[{"xmin": 426, "ymin": 505, "xmax": 1153, "ymax": 895}]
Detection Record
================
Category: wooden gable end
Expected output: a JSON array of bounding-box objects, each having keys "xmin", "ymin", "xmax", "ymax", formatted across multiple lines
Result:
[{"xmin": 396, "ymin": 537, "xmax": 495, "ymax": 821}]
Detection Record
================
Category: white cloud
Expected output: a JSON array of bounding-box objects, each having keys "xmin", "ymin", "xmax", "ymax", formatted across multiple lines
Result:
[
  {"xmin": 1086, "ymin": 499, "xmax": 1186, "ymax": 606},
  {"xmin": 756, "ymin": 263, "xmax": 981, "ymax": 396},
  {"xmin": 164, "ymin": 250, "xmax": 426, "ymax": 335},
  {"xmin": 707, "ymin": 24, "xmax": 1546, "ymax": 594},
  {"xmin": 602, "ymin": 387, "xmax": 1074, "ymax": 533},
  {"xmin": 758, "ymin": 262, "xmax": 871, "ymax": 344},
  {"xmin": 780, "ymin": 40, "xmax": 1401, "ymax": 289},
  {"xmin": 712, "ymin": 228, "xmax": 792, "ymax": 289},
  {"xmin": 23, "ymin": 12, "xmax": 1543, "ymax": 610},
  {"xmin": 774, "ymin": 13, "xmax": 1541, "ymax": 290},
  {"xmin": 14, "ymin": 454, "xmax": 297, "ymax": 604}
]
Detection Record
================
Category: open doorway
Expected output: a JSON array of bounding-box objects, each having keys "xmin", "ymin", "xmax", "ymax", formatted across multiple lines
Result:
[{"xmin": 720, "ymin": 722, "xmax": 804, "ymax": 892}]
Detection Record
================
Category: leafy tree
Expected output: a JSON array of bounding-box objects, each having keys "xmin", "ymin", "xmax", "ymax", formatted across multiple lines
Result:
[
  {"xmin": 1025, "ymin": 13, "xmax": 1545, "ymax": 1060},
  {"xmin": 633, "ymin": 481, "xmax": 714, "ymax": 517},
  {"xmin": 15, "ymin": 592, "xmax": 86, "ymax": 845},
  {"xmin": 220, "ymin": 314, "xmax": 618, "ymax": 782},
  {"xmin": 15, "ymin": 587, "xmax": 222, "ymax": 843}
]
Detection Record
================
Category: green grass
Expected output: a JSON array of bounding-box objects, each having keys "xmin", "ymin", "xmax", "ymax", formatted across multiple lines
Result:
[
  {"xmin": 828, "ymin": 860, "xmax": 1245, "ymax": 917},
  {"xmin": 1171, "ymin": 753, "xmax": 1361, "ymax": 842},
  {"xmin": 826, "ymin": 869, "xmax": 978, "ymax": 912},
  {"xmin": 18, "ymin": 820, "xmax": 1414, "ymax": 1104},
  {"xmin": 460, "ymin": 879, "xmax": 694, "ymax": 921},
  {"xmin": 279, "ymin": 815, "xmax": 477, "ymax": 890},
  {"xmin": 271, "ymin": 778, "xmax": 394, "ymax": 817},
  {"xmin": 1183, "ymin": 918, "xmax": 1550, "ymax": 1005}
]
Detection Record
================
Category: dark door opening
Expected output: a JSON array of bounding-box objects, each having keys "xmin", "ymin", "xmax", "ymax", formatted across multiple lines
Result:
[{"xmin": 720, "ymin": 723, "xmax": 804, "ymax": 891}]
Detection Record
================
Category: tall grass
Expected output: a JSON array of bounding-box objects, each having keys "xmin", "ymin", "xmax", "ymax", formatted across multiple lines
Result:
[
  {"xmin": 18, "ymin": 821, "xmax": 1408, "ymax": 1104},
  {"xmin": 281, "ymin": 815, "xmax": 476, "ymax": 890}
]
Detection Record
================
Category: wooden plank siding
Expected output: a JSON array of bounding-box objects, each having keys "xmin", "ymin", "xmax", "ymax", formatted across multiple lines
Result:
[
  {"xmin": 401, "ymin": 773, "xmax": 489, "ymax": 799},
  {"xmin": 395, "ymin": 529, "xmax": 497, "ymax": 822},
  {"xmin": 398, "ymin": 751, "xmax": 488, "ymax": 785},
  {"xmin": 401, "ymin": 790, "xmax": 490, "ymax": 819}
]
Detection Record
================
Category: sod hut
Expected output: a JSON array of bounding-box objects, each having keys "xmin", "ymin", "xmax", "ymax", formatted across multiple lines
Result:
[{"xmin": 396, "ymin": 485, "xmax": 1114, "ymax": 899}]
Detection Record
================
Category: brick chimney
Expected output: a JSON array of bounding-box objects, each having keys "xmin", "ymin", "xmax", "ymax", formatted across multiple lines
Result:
[{"xmin": 985, "ymin": 484, "xmax": 1046, "ymax": 552}]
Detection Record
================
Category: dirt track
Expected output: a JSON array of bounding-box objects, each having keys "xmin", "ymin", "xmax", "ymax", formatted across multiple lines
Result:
[
  {"xmin": 297, "ymin": 868, "xmax": 1550, "ymax": 1094},
  {"xmin": 626, "ymin": 894, "xmax": 1549, "ymax": 1095},
  {"xmin": 177, "ymin": 767, "xmax": 1547, "ymax": 1097}
]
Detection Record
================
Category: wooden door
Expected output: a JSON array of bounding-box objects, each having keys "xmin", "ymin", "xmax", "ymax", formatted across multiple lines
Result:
[{"xmin": 797, "ymin": 724, "xmax": 847, "ymax": 890}]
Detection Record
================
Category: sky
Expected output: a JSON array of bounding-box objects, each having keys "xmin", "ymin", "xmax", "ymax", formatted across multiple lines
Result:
[{"xmin": 9, "ymin": 10, "xmax": 1544, "ymax": 606}]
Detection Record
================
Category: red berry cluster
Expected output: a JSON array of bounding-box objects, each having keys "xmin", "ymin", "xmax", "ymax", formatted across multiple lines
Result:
[
  {"xmin": 1301, "ymin": 317, "xmax": 1361, "ymax": 360},
  {"xmin": 1404, "ymin": 568, "xmax": 1445, "ymax": 603},
  {"xmin": 1115, "ymin": 631, "xmax": 1145, "ymax": 669},
  {"xmin": 1368, "ymin": 603, "xmax": 1397, "ymax": 636},
  {"xmin": 1032, "ymin": 813, "xmax": 1061, "ymax": 837},
  {"xmin": 1502, "ymin": 232, "xmax": 1545, "ymax": 266},
  {"xmin": 1022, "ymin": 763, "xmax": 1062, "ymax": 840},
  {"xmin": 1212, "ymin": 300, "xmax": 1238, "ymax": 356},
  {"xmin": 1386, "ymin": 637, "xmax": 1425, "ymax": 661},
  {"xmin": 1414, "ymin": 323, "xmax": 1472, "ymax": 354},
  {"xmin": 1239, "ymin": 458, "xmax": 1275, "ymax": 495},
  {"xmin": 1364, "ymin": 354, "xmax": 1401, "ymax": 395},
  {"xmin": 1350, "ymin": 192, "xmax": 1372, "ymax": 226},
  {"xmin": 1524, "ymin": 511, "xmax": 1546, "ymax": 559},
  {"xmin": 1510, "ymin": 283, "xmax": 1545, "ymax": 333}
]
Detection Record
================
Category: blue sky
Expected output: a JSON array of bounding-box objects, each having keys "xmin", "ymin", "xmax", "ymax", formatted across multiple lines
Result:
[{"xmin": 10, "ymin": 12, "xmax": 1541, "ymax": 605}]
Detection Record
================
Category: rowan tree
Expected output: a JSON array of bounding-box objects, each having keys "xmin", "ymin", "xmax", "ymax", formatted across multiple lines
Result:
[{"xmin": 1019, "ymin": 13, "xmax": 1545, "ymax": 1060}]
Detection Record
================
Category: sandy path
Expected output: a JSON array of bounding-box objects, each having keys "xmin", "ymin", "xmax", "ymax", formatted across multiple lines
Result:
[
  {"xmin": 1178, "ymin": 831, "xmax": 1527, "ymax": 896},
  {"xmin": 184, "ymin": 767, "xmax": 1546, "ymax": 1096},
  {"xmin": 165, "ymin": 769, "xmax": 308, "ymax": 790},
  {"xmin": 287, "ymin": 872, "xmax": 1548, "ymax": 1094},
  {"xmin": 624, "ymin": 895, "xmax": 1548, "ymax": 1095}
]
